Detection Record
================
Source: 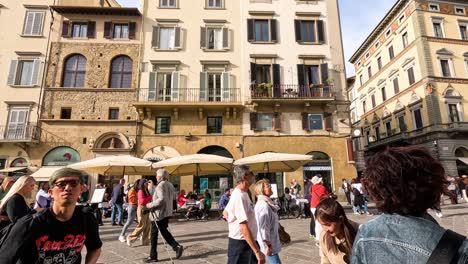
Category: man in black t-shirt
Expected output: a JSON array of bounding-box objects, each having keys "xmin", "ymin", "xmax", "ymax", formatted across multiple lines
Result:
[{"xmin": 0, "ymin": 168, "xmax": 102, "ymax": 264}]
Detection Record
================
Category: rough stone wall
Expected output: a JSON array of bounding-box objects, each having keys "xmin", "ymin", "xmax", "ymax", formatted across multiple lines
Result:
[{"xmin": 46, "ymin": 42, "xmax": 140, "ymax": 89}]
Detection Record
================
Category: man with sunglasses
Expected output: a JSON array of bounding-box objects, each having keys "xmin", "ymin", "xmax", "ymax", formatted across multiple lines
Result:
[{"xmin": 0, "ymin": 168, "xmax": 102, "ymax": 264}]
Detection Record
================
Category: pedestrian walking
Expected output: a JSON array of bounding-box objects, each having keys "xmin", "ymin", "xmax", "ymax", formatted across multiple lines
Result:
[
  {"xmin": 254, "ymin": 179, "xmax": 282, "ymax": 264},
  {"xmin": 119, "ymin": 179, "xmax": 140, "ymax": 242},
  {"xmin": 34, "ymin": 182, "xmax": 51, "ymax": 209},
  {"xmin": 316, "ymin": 197, "xmax": 358, "ymax": 264},
  {"xmin": 110, "ymin": 178, "xmax": 125, "ymax": 226},
  {"xmin": 351, "ymin": 146, "xmax": 468, "ymax": 264},
  {"xmin": 341, "ymin": 179, "xmax": 351, "ymax": 205},
  {"xmin": 447, "ymin": 175, "xmax": 458, "ymax": 204},
  {"xmin": 310, "ymin": 175, "xmax": 328, "ymax": 244},
  {"xmin": 224, "ymin": 165, "xmax": 265, "ymax": 264},
  {"xmin": 144, "ymin": 169, "xmax": 183, "ymax": 263},
  {"xmin": 460, "ymin": 175, "xmax": 468, "ymax": 203},
  {"xmin": 127, "ymin": 179, "xmax": 152, "ymax": 246},
  {"xmin": 0, "ymin": 168, "xmax": 102, "ymax": 264}
]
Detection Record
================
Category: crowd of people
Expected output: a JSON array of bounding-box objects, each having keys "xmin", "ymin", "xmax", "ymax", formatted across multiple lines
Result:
[{"xmin": 0, "ymin": 146, "xmax": 467, "ymax": 264}]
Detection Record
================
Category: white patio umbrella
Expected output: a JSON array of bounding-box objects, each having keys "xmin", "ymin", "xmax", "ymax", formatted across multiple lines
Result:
[
  {"xmin": 67, "ymin": 155, "xmax": 153, "ymax": 175},
  {"xmin": 152, "ymin": 154, "xmax": 233, "ymax": 176},
  {"xmin": 234, "ymin": 152, "xmax": 313, "ymax": 173},
  {"xmin": 30, "ymin": 166, "xmax": 65, "ymax": 182}
]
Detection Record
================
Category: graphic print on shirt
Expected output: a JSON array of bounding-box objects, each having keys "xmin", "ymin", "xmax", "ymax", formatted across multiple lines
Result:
[{"xmin": 36, "ymin": 234, "xmax": 86, "ymax": 264}]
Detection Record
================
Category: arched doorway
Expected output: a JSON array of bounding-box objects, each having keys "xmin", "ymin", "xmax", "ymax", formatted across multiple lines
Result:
[
  {"xmin": 303, "ymin": 151, "xmax": 333, "ymax": 192},
  {"xmin": 9, "ymin": 158, "xmax": 28, "ymax": 177},
  {"xmin": 196, "ymin": 146, "xmax": 233, "ymax": 198},
  {"xmin": 142, "ymin": 146, "xmax": 181, "ymax": 190},
  {"xmin": 455, "ymin": 147, "xmax": 468, "ymax": 176}
]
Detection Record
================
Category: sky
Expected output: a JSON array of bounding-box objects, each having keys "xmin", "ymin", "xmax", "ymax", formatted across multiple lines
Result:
[{"xmin": 117, "ymin": 0, "xmax": 396, "ymax": 76}]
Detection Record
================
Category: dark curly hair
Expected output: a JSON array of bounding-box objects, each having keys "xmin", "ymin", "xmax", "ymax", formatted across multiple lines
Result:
[{"xmin": 363, "ymin": 146, "xmax": 447, "ymax": 216}]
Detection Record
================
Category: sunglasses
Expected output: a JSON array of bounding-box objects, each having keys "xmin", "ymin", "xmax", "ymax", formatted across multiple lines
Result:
[{"xmin": 53, "ymin": 179, "xmax": 81, "ymax": 189}]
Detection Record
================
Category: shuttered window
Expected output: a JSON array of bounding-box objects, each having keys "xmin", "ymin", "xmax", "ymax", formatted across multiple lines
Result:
[
  {"xmin": 160, "ymin": 0, "xmax": 177, "ymax": 8},
  {"xmin": 22, "ymin": 10, "xmax": 44, "ymax": 36},
  {"xmin": 109, "ymin": 56, "xmax": 133, "ymax": 88},
  {"xmin": 207, "ymin": 117, "xmax": 222, "ymax": 134},
  {"xmin": 113, "ymin": 24, "xmax": 129, "ymax": 39},
  {"xmin": 155, "ymin": 117, "xmax": 171, "ymax": 134},
  {"xmin": 247, "ymin": 19, "xmax": 277, "ymax": 43},
  {"xmin": 295, "ymin": 20, "xmax": 325, "ymax": 43},
  {"xmin": 72, "ymin": 23, "xmax": 88, "ymax": 38},
  {"xmin": 62, "ymin": 54, "xmax": 87, "ymax": 88},
  {"xmin": 7, "ymin": 59, "xmax": 42, "ymax": 86},
  {"xmin": 206, "ymin": 0, "xmax": 223, "ymax": 8},
  {"xmin": 308, "ymin": 114, "xmax": 323, "ymax": 130}
]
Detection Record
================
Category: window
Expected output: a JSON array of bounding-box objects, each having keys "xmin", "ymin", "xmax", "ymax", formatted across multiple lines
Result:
[
  {"xmin": 110, "ymin": 56, "xmax": 133, "ymax": 88},
  {"xmin": 62, "ymin": 54, "xmax": 86, "ymax": 88},
  {"xmin": 207, "ymin": 73, "xmax": 222, "ymax": 101},
  {"xmin": 155, "ymin": 117, "xmax": 171, "ymax": 134},
  {"xmin": 402, "ymin": 32, "xmax": 409, "ymax": 48},
  {"xmin": 374, "ymin": 126, "xmax": 380, "ymax": 140},
  {"xmin": 257, "ymin": 113, "xmax": 274, "ymax": 130},
  {"xmin": 388, "ymin": 45, "xmax": 395, "ymax": 60},
  {"xmin": 255, "ymin": 20, "xmax": 270, "ymax": 42},
  {"xmin": 397, "ymin": 115, "xmax": 406, "ymax": 131},
  {"xmin": 160, "ymin": 0, "xmax": 177, "ymax": 8},
  {"xmin": 377, "ymin": 57, "xmax": 382, "ymax": 70},
  {"xmin": 412, "ymin": 108, "xmax": 423, "ymax": 129},
  {"xmin": 449, "ymin": 104, "xmax": 460, "ymax": 122},
  {"xmin": 371, "ymin": 94, "xmax": 376, "ymax": 108},
  {"xmin": 429, "ymin": 3, "xmax": 440, "ymax": 12},
  {"xmin": 381, "ymin": 86, "xmax": 387, "ymax": 101},
  {"xmin": 22, "ymin": 10, "xmax": 44, "ymax": 36},
  {"xmin": 206, "ymin": 0, "xmax": 223, "ymax": 8},
  {"xmin": 440, "ymin": 59, "xmax": 451, "ymax": 77},
  {"xmin": 6, "ymin": 107, "xmax": 29, "ymax": 139},
  {"xmin": 304, "ymin": 65, "xmax": 320, "ymax": 85},
  {"xmin": 385, "ymin": 29, "xmax": 391, "ymax": 37},
  {"xmin": 72, "ymin": 22, "xmax": 88, "ymax": 38},
  {"xmin": 359, "ymin": 75, "xmax": 363, "ymax": 86},
  {"xmin": 157, "ymin": 72, "xmax": 173, "ymax": 101},
  {"xmin": 393, "ymin": 77, "xmax": 400, "ymax": 94},
  {"xmin": 375, "ymin": 41, "xmax": 380, "ymax": 48},
  {"xmin": 362, "ymin": 100, "xmax": 367, "ymax": 113},
  {"xmin": 407, "ymin": 67, "xmax": 415, "ymax": 85},
  {"xmin": 254, "ymin": 64, "xmax": 271, "ymax": 84},
  {"xmin": 460, "ymin": 24, "xmax": 467, "ymax": 40},
  {"xmin": 207, "ymin": 117, "xmax": 222, "ymax": 133},
  {"xmin": 201, "ymin": 27, "xmax": 229, "ymax": 50},
  {"xmin": 159, "ymin": 27, "xmax": 176, "ymax": 49},
  {"xmin": 385, "ymin": 121, "xmax": 392, "ymax": 136},
  {"xmin": 365, "ymin": 53, "xmax": 370, "ymax": 59},
  {"xmin": 113, "ymin": 24, "xmax": 129, "ymax": 39},
  {"xmin": 108, "ymin": 108, "xmax": 119, "ymax": 120},
  {"xmin": 433, "ymin": 20, "xmax": 444, "ymax": 38},
  {"xmin": 7, "ymin": 59, "xmax": 41, "ymax": 86},
  {"xmin": 455, "ymin": 7, "xmax": 466, "ymax": 15},
  {"xmin": 367, "ymin": 66, "xmax": 372, "ymax": 78},
  {"xmin": 300, "ymin": 20, "xmax": 316, "ymax": 42},
  {"xmin": 60, "ymin": 108, "xmax": 72, "ymax": 119},
  {"xmin": 308, "ymin": 114, "xmax": 323, "ymax": 130},
  {"xmin": 399, "ymin": 14, "xmax": 405, "ymax": 24},
  {"xmin": 295, "ymin": 20, "xmax": 325, "ymax": 43},
  {"xmin": 248, "ymin": 19, "xmax": 277, "ymax": 43}
]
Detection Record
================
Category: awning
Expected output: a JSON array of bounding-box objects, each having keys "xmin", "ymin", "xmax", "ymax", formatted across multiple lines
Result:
[
  {"xmin": 30, "ymin": 166, "xmax": 64, "ymax": 182},
  {"xmin": 457, "ymin": 158, "xmax": 468, "ymax": 165},
  {"xmin": 303, "ymin": 166, "xmax": 332, "ymax": 171},
  {"xmin": 0, "ymin": 167, "xmax": 27, "ymax": 173}
]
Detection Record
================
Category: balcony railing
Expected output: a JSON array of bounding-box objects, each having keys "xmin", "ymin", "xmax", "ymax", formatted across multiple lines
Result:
[
  {"xmin": 137, "ymin": 88, "xmax": 241, "ymax": 103},
  {"xmin": 0, "ymin": 125, "xmax": 40, "ymax": 142},
  {"xmin": 251, "ymin": 84, "xmax": 333, "ymax": 99}
]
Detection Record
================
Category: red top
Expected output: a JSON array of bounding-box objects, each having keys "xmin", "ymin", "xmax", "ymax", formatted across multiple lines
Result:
[
  {"xmin": 310, "ymin": 184, "xmax": 328, "ymax": 208},
  {"xmin": 178, "ymin": 194, "xmax": 186, "ymax": 207},
  {"xmin": 137, "ymin": 190, "xmax": 152, "ymax": 206},
  {"xmin": 127, "ymin": 188, "xmax": 138, "ymax": 205}
]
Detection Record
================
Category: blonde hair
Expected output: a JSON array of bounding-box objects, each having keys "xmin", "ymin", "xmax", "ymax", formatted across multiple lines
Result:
[
  {"xmin": 254, "ymin": 179, "xmax": 270, "ymax": 196},
  {"xmin": 1, "ymin": 177, "xmax": 15, "ymax": 191},
  {"xmin": 0, "ymin": 176, "xmax": 35, "ymax": 210}
]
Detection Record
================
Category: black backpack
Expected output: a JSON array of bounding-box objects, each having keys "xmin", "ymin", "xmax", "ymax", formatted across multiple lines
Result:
[{"xmin": 427, "ymin": 229, "xmax": 466, "ymax": 264}]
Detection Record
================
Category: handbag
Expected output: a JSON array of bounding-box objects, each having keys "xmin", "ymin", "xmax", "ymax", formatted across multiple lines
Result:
[{"xmin": 278, "ymin": 223, "xmax": 291, "ymax": 244}]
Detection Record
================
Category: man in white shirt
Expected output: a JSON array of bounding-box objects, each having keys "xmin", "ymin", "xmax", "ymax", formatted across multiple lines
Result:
[{"xmin": 224, "ymin": 165, "xmax": 265, "ymax": 264}]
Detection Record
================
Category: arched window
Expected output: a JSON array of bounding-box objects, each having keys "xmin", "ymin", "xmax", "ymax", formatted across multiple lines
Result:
[
  {"xmin": 62, "ymin": 54, "xmax": 86, "ymax": 87},
  {"xmin": 43, "ymin": 147, "xmax": 80, "ymax": 166},
  {"xmin": 109, "ymin": 56, "xmax": 132, "ymax": 88}
]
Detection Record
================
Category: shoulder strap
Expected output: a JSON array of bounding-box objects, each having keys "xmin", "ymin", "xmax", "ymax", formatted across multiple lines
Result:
[{"xmin": 427, "ymin": 229, "xmax": 466, "ymax": 264}]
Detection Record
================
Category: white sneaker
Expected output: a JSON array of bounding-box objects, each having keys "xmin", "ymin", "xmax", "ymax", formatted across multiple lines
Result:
[
  {"xmin": 118, "ymin": 236, "xmax": 126, "ymax": 243},
  {"xmin": 436, "ymin": 212, "xmax": 443, "ymax": 218},
  {"xmin": 353, "ymin": 212, "xmax": 360, "ymax": 215}
]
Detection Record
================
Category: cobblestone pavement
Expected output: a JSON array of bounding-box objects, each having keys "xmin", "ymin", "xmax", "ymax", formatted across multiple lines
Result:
[{"xmin": 90, "ymin": 203, "xmax": 468, "ymax": 264}]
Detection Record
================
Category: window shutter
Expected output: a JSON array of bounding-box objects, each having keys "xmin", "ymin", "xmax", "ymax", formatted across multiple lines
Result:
[
  {"xmin": 171, "ymin": 71, "xmax": 180, "ymax": 101},
  {"xmin": 222, "ymin": 27, "xmax": 229, "ymax": 49},
  {"xmin": 129, "ymin": 22, "xmax": 137, "ymax": 39},
  {"xmin": 152, "ymin": 26, "xmax": 159, "ymax": 48},
  {"xmin": 31, "ymin": 60, "xmax": 42, "ymax": 86},
  {"xmin": 247, "ymin": 19, "xmax": 254, "ymax": 42},
  {"xmin": 199, "ymin": 72, "xmax": 207, "ymax": 101},
  {"xmin": 324, "ymin": 112, "xmax": 333, "ymax": 132},
  {"xmin": 148, "ymin": 72, "xmax": 156, "ymax": 101},
  {"xmin": 317, "ymin": 20, "xmax": 325, "ymax": 43},
  {"xmin": 23, "ymin": 12, "xmax": 34, "ymax": 35},
  {"xmin": 273, "ymin": 64, "xmax": 280, "ymax": 85},
  {"xmin": 297, "ymin": 64, "xmax": 305, "ymax": 86},
  {"xmin": 200, "ymin": 27, "xmax": 206, "ymax": 49},
  {"xmin": 347, "ymin": 138, "xmax": 355, "ymax": 162},
  {"xmin": 250, "ymin": 112, "xmax": 258, "ymax": 130},
  {"xmin": 295, "ymin": 20, "xmax": 302, "ymax": 42},
  {"xmin": 320, "ymin": 63, "xmax": 328, "ymax": 85},
  {"xmin": 32, "ymin": 12, "xmax": 44, "ymax": 35},
  {"xmin": 174, "ymin": 27, "xmax": 181, "ymax": 49},
  {"xmin": 104, "ymin": 22, "xmax": 112, "ymax": 39},
  {"xmin": 87, "ymin": 21, "xmax": 96, "ymax": 38},
  {"xmin": 250, "ymin": 62, "xmax": 256, "ymax": 83},
  {"xmin": 302, "ymin": 112, "xmax": 309, "ymax": 130},
  {"xmin": 274, "ymin": 112, "xmax": 282, "ymax": 131},
  {"xmin": 62, "ymin": 21, "xmax": 71, "ymax": 37},
  {"xmin": 222, "ymin": 71, "xmax": 230, "ymax": 102},
  {"xmin": 270, "ymin": 19, "xmax": 277, "ymax": 42},
  {"xmin": 7, "ymin": 60, "xmax": 18, "ymax": 85}
]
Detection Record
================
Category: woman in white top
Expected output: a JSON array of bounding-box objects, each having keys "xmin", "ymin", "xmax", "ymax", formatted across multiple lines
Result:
[{"xmin": 254, "ymin": 179, "xmax": 282, "ymax": 264}]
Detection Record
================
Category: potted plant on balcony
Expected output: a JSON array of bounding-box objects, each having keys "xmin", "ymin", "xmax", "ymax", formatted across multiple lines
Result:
[{"xmin": 257, "ymin": 83, "xmax": 273, "ymax": 97}]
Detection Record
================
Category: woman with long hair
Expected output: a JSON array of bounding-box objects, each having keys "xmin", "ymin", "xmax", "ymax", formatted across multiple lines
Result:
[
  {"xmin": 126, "ymin": 179, "xmax": 152, "ymax": 246},
  {"xmin": 0, "ymin": 176, "xmax": 15, "ymax": 200},
  {"xmin": 119, "ymin": 179, "xmax": 140, "ymax": 242},
  {"xmin": 316, "ymin": 197, "xmax": 358, "ymax": 264},
  {"xmin": 0, "ymin": 176, "xmax": 44, "ymax": 229}
]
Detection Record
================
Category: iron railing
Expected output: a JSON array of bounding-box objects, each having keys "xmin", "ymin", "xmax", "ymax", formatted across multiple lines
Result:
[
  {"xmin": 137, "ymin": 88, "xmax": 241, "ymax": 103},
  {"xmin": 251, "ymin": 84, "xmax": 333, "ymax": 99},
  {"xmin": 0, "ymin": 125, "xmax": 40, "ymax": 142}
]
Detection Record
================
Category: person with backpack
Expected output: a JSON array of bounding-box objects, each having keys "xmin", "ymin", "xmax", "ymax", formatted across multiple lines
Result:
[
  {"xmin": 0, "ymin": 168, "xmax": 102, "ymax": 264},
  {"xmin": 351, "ymin": 146, "xmax": 468, "ymax": 264}
]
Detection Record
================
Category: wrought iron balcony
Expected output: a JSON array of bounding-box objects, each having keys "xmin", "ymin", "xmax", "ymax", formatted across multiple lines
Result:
[
  {"xmin": 251, "ymin": 84, "xmax": 334, "ymax": 100},
  {"xmin": 136, "ymin": 88, "xmax": 242, "ymax": 103},
  {"xmin": 0, "ymin": 125, "xmax": 40, "ymax": 142}
]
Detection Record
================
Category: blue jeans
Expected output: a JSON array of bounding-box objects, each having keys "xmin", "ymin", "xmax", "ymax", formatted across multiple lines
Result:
[
  {"xmin": 227, "ymin": 238, "xmax": 258, "ymax": 264},
  {"xmin": 120, "ymin": 204, "xmax": 137, "ymax": 236},
  {"xmin": 111, "ymin": 203, "xmax": 123, "ymax": 225},
  {"xmin": 267, "ymin": 254, "xmax": 282, "ymax": 264}
]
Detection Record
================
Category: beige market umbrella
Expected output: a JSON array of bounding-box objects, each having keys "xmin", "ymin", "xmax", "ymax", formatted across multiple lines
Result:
[
  {"xmin": 234, "ymin": 152, "xmax": 313, "ymax": 173},
  {"xmin": 30, "ymin": 166, "xmax": 65, "ymax": 182},
  {"xmin": 67, "ymin": 155, "xmax": 153, "ymax": 175},
  {"xmin": 152, "ymin": 154, "xmax": 233, "ymax": 176}
]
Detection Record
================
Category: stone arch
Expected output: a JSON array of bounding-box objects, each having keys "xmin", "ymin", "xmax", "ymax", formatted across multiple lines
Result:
[
  {"xmin": 197, "ymin": 145, "xmax": 233, "ymax": 158},
  {"xmin": 109, "ymin": 55, "xmax": 133, "ymax": 88},
  {"xmin": 443, "ymin": 87, "xmax": 461, "ymax": 97},
  {"xmin": 303, "ymin": 151, "xmax": 332, "ymax": 192},
  {"xmin": 93, "ymin": 132, "xmax": 132, "ymax": 150},
  {"xmin": 455, "ymin": 146, "xmax": 468, "ymax": 158},
  {"xmin": 10, "ymin": 158, "xmax": 28, "ymax": 167},
  {"xmin": 42, "ymin": 146, "xmax": 81, "ymax": 166},
  {"xmin": 143, "ymin": 146, "xmax": 181, "ymax": 163}
]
